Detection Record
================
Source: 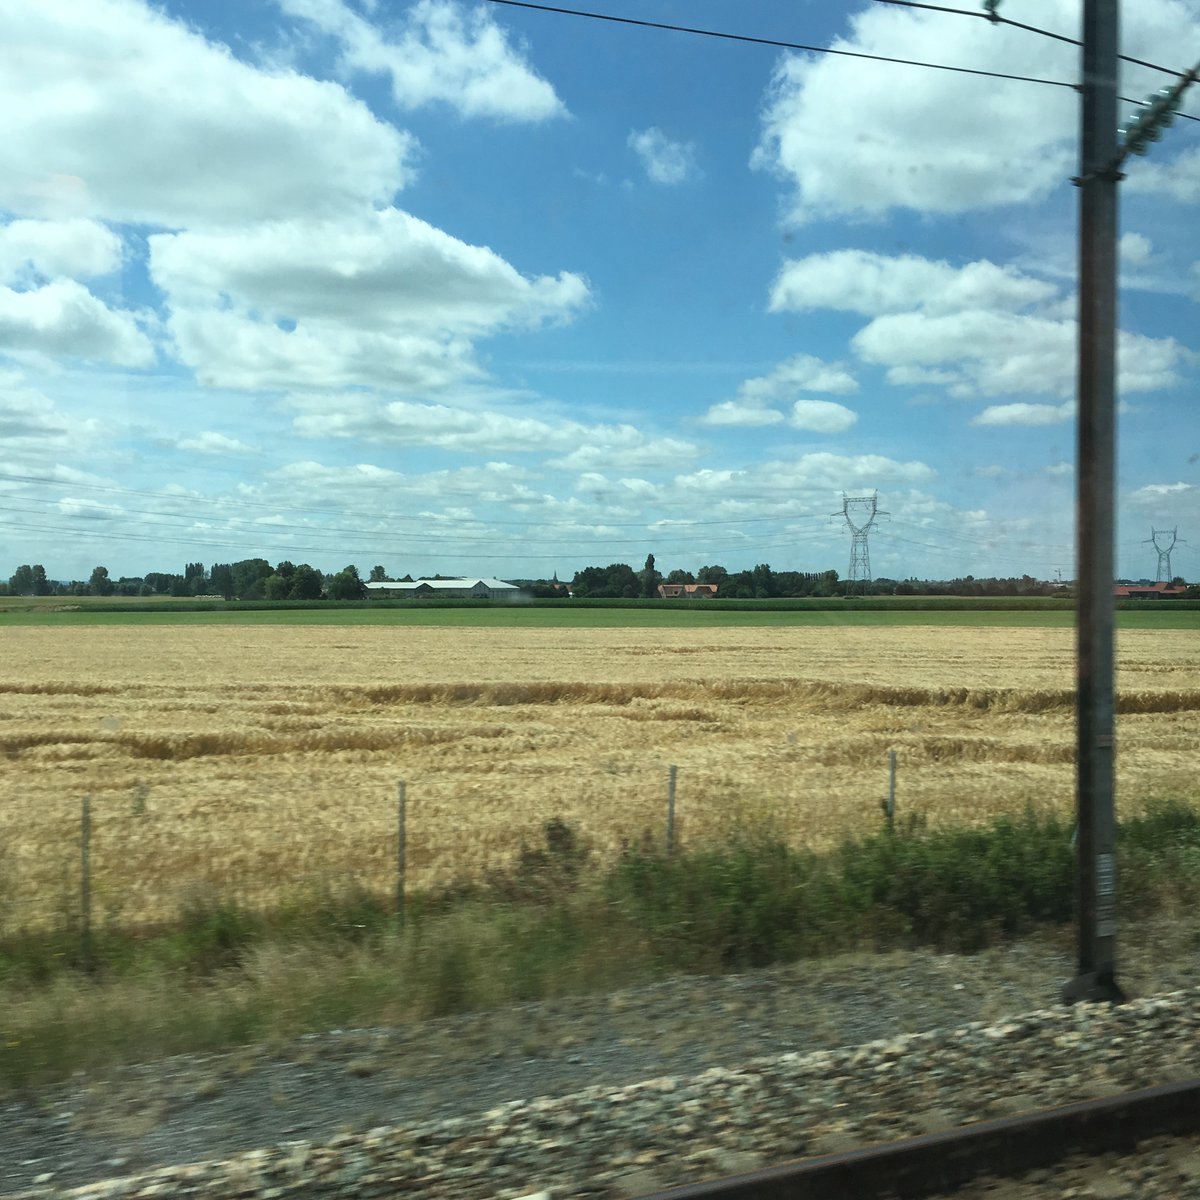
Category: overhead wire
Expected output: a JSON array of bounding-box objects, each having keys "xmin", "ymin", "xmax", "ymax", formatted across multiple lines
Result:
[
  {"xmin": 482, "ymin": 0, "xmax": 1082, "ymax": 90},
  {"xmin": 484, "ymin": 0, "xmax": 1200, "ymax": 120},
  {"xmin": 0, "ymin": 470, "xmax": 834, "ymax": 534},
  {"xmin": 0, "ymin": 516, "xmax": 811, "ymax": 564},
  {"xmin": 871, "ymin": 0, "xmax": 1200, "ymax": 119},
  {"xmin": 0, "ymin": 497, "xmax": 825, "ymax": 553}
]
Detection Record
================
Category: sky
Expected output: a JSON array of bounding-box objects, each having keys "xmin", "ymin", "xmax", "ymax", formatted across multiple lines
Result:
[{"xmin": 1, "ymin": 0, "xmax": 1198, "ymax": 586}]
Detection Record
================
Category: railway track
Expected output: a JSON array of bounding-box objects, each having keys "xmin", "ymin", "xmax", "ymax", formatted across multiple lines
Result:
[{"xmin": 640, "ymin": 1078, "xmax": 1200, "ymax": 1199}]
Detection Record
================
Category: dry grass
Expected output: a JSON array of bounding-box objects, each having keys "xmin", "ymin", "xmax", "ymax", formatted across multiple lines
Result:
[{"xmin": 2, "ymin": 624, "xmax": 1198, "ymax": 931}]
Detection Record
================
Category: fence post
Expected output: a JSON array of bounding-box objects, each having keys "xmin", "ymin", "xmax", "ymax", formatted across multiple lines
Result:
[
  {"xmin": 666, "ymin": 765, "xmax": 677, "ymax": 855},
  {"xmin": 80, "ymin": 796, "xmax": 93, "ymax": 973},
  {"xmin": 885, "ymin": 750, "xmax": 897, "ymax": 833},
  {"xmin": 396, "ymin": 781, "xmax": 407, "ymax": 925}
]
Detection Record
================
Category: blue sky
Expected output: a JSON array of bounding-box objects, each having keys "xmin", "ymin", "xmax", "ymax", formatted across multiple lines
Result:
[{"xmin": 1, "ymin": 0, "xmax": 1197, "ymax": 585}]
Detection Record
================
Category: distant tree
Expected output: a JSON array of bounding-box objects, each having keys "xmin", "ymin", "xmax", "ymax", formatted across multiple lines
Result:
[
  {"xmin": 169, "ymin": 575, "xmax": 189, "ymax": 597},
  {"xmin": 8, "ymin": 564, "xmax": 35, "ymax": 595},
  {"xmin": 327, "ymin": 564, "xmax": 366, "ymax": 601},
  {"xmin": 115, "ymin": 576, "xmax": 144, "ymax": 596},
  {"xmin": 143, "ymin": 571, "xmax": 174, "ymax": 594},
  {"xmin": 263, "ymin": 573, "xmax": 291, "ymax": 600},
  {"xmin": 89, "ymin": 565, "xmax": 115, "ymax": 596},
  {"xmin": 639, "ymin": 553, "xmax": 662, "ymax": 598},
  {"xmin": 812, "ymin": 569, "xmax": 838, "ymax": 598},
  {"xmin": 666, "ymin": 568, "xmax": 695, "ymax": 584},
  {"xmin": 230, "ymin": 558, "xmax": 272, "ymax": 600},
  {"xmin": 696, "ymin": 564, "xmax": 728, "ymax": 587},
  {"xmin": 369, "ymin": 564, "xmax": 388, "ymax": 582},
  {"xmin": 289, "ymin": 563, "xmax": 323, "ymax": 600},
  {"xmin": 184, "ymin": 562, "xmax": 206, "ymax": 594},
  {"xmin": 209, "ymin": 563, "xmax": 234, "ymax": 601},
  {"xmin": 275, "ymin": 560, "xmax": 296, "ymax": 581},
  {"xmin": 31, "ymin": 564, "xmax": 51, "ymax": 595},
  {"xmin": 751, "ymin": 563, "xmax": 776, "ymax": 599},
  {"xmin": 572, "ymin": 562, "xmax": 639, "ymax": 598}
]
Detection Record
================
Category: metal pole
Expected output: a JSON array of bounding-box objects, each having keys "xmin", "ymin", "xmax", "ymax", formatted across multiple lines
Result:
[
  {"xmin": 396, "ymin": 781, "xmax": 407, "ymax": 925},
  {"xmin": 1064, "ymin": 0, "xmax": 1123, "ymax": 1005},
  {"xmin": 666, "ymin": 765, "xmax": 677, "ymax": 854},
  {"xmin": 80, "ymin": 796, "xmax": 93, "ymax": 974},
  {"xmin": 887, "ymin": 749, "xmax": 897, "ymax": 833}
]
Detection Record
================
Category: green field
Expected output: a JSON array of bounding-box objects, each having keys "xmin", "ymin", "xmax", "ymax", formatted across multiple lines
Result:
[{"xmin": 0, "ymin": 598, "xmax": 1196, "ymax": 629}]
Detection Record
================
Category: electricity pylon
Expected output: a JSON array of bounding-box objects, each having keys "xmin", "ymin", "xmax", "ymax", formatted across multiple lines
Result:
[
  {"xmin": 832, "ymin": 492, "xmax": 888, "ymax": 597},
  {"xmin": 1144, "ymin": 527, "xmax": 1182, "ymax": 582}
]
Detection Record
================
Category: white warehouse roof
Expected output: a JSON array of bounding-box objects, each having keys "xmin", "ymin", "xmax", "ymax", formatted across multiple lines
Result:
[{"xmin": 364, "ymin": 578, "xmax": 520, "ymax": 592}]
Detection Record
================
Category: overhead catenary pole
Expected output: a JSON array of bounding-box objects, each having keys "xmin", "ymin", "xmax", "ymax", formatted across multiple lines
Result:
[{"xmin": 1064, "ymin": 0, "xmax": 1123, "ymax": 1005}]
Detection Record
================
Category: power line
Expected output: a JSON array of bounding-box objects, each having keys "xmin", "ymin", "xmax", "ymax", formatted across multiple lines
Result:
[
  {"xmin": 485, "ymin": 0, "xmax": 1200, "ymax": 121},
  {"xmin": 872, "ymin": 0, "xmax": 1200, "ymax": 119},
  {"xmin": 872, "ymin": 0, "xmax": 1079, "ymax": 48},
  {"xmin": 482, "ymin": 0, "xmax": 1082, "ymax": 91},
  {"xmin": 873, "ymin": 0, "xmax": 1193, "ymax": 76},
  {"xmin": 0, "ymin": 498, "xmax": 821, "ymax": 553},
  {"xmin": 0, "ymin": 470, "xmax": 832, "ymax": 532},
  {"xmin": 0, "ymin": 516, "xmax": 810, "ymax": 564}
]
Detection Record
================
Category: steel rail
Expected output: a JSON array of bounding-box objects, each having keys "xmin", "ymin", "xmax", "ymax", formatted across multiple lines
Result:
[{"xmin": 638, "ymin": 1078, "xmax": 1200, "ymax": 1199}]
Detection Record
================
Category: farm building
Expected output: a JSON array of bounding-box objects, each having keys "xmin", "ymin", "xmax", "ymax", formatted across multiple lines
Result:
[
  {"xmin": 657, "ymin": 582, "xmax": 719, "ymax": 599},
  {"xmin": 365, "ymin": 577, "xmax": 523, "ymax": 600},
  {"xmin": 1114, "ymin": 582, "xmax": 1187, "ymax": 599}
]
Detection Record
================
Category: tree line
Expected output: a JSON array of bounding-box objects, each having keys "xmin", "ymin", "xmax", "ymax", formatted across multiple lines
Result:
[
  {"xmin": 2, "ymin": 560, "xmax": 398, "ymax": 601},
  {"xmin": 5, "ymin": 558, "xmax": 1192, "ymax": 602}
]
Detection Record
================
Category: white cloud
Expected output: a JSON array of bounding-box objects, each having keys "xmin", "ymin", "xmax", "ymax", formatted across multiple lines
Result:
[
  {"xmin": 701, "ymin": 354, "xmax": 858, "ymax": 427},
  {"xmin": 753, "ymin": 5, "xmax": 1073, "ymax": 220},
  {"xmin": 175, "ymin": 432, "xmax": 256, "ymax": 455},
  {"xmin": 0, "ymin": 370, "xmax": 101, "ymax": 449},
  {"xmin": 674, "ymin": 452, "xmax": 935, "ymax": 497},
  {"xmin": 752, "ymin": 0, "xmax": 1200, "ymax": 222},
  {"xmin": 1125, "ymin": 145, "xmax": 1200, "ymax": 204},
  {"xmin": 547, "ymin": 431, "xmax": 699, "ymax": 473},
  {"xmin": 0, "ymin": 0, "xmax": 411, "ymax": 227},
  {"xmin": 770, "ymin": 251, "xmax": 1057, "ymax": 317},
  {"xmin": 1120, "ymin": 232, "xmax": 1154, "ymax": 267},
  {"xmin": 294, "ymin": 396, "xmax": 560, "ymax": 450},
  {"xmin": 628, "ymin": 128, "xmax": 698, "ymax": 185},
  {"xmin": 0, "ymin": 280, "xmax": 153, "ymax": 366},
  {"xmin": 971, "ymin": 401, "xmax": 1073, "ymax": 427},
  {"xmin": 151, "ymin": 209, "xmax": 589, "ymax": 389},
  {"xmin": 0, "ymin": 219, "xmax": 122, "ymax": 284},
  {"xmin": 1045, "ymin": 461, "xmax": 1073, "ymax": 477},
  {"xmin": 790, "ymin": 399, "xmax": 858, "ymax": 434},
  {"xmin": 1130, "ymin": 481, "xmax": 1194, "ymax": 501},
  {"xmin": 56, "ymin": 497, "xmax": 122, "ymax": 520},
  {"xmin": 287, "ymin": 393, "xmax": 700, "ymax": 472},
  {"xmin": 167, "ymin": 310, "xmax": 481, "ymax": 392},
  {"xmin": 853, "ymin": 309, "xmax": 1182, "ymax": 400},
  {"xmin": 282, "ymin": 0, "xmax": 566, "ymax": 121},
  {"xmin": 698, "ymin": 400, "xmax": 785, "ymax": 427},
  {"xmin": 151, "ymin": 209, "xmax": 587, "ymax": 336},
  {"xmin": 739, "ymin": 353, "xmax": 858, "ymax": 398},
  {"xmin": 772, "ymin": 250, "xmax": 1184, "ymax": 403}
]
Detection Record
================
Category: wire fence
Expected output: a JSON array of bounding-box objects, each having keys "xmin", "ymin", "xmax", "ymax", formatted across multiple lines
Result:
[{"xmin": 1, "ymin": 764, "xmax": 765, "ymax": 955}]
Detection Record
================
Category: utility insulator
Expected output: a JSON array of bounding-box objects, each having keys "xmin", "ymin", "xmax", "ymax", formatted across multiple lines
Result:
[{"xmin": 1119, "ymin": 84, "xmax": 1186, "ymax": 156}]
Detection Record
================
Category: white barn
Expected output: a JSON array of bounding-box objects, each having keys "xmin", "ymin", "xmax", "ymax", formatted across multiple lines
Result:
[{"xmin": 365, "ymin": 577, "xmax": 523, "ymax": 600}]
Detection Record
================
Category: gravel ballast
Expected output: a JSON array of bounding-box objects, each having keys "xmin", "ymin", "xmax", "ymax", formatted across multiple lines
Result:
[{"xmin": 3, "ymin": 926, "xmax": 1199, "ymax": 1199}]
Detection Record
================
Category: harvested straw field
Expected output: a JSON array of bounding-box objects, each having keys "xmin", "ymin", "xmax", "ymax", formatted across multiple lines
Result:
[{"xmin": 2, "ymin": 622, "xmax": 1198, "ymax": 930}]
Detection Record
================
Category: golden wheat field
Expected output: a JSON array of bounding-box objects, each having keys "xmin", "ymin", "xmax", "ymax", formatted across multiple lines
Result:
[{"xmin": 1, "ymin": 622, "xmax": 1198, "ymax": 930}]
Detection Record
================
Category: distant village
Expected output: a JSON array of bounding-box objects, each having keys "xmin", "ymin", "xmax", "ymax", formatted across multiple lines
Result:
[{"xmin": 3, "ymin": 556, "xmax": 1195, "ymax": 601}]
